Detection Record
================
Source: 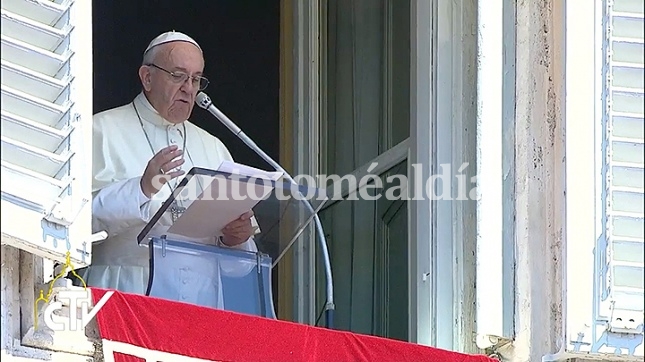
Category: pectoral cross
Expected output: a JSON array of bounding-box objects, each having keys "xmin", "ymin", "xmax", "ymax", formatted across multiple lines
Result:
[{"xmin": 170, "ymin": 201, "xmax": 186, "ymax": 223}]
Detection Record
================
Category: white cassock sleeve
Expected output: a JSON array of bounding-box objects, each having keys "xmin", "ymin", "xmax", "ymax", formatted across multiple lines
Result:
[
  {"xmin": 91, "ymin": 176, "xmax": 152, "ymax": 237},
  {"xmin": 90, "ymin": 113, "xmax": 155, "ymax": 239},
  {"xmin": 218, "ymin": 235, "xmax": 259, "ymax": 278}
]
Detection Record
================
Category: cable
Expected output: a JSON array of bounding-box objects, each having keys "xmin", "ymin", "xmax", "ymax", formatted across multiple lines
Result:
[{"xmin": 315, "ymin": 302, "xmax": 327, "ymax": 327}]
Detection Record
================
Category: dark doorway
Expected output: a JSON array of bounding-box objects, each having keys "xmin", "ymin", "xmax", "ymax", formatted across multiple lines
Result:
[
  {"xmin": 92, "ymin": 0, "xmax": 281, "ymax": 311},
  {"xmin": 92, "ymin": 0, "xmax": 280, "ymax": 170}
]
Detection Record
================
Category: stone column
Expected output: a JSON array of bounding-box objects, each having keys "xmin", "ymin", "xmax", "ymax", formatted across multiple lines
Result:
[{"xmin": 497, "ymin": 0, "xmax": 567, "ymax": 360}]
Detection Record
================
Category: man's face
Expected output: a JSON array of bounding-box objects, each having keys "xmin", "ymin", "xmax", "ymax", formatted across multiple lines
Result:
[{"xmin": 139, "ymin": 42, "xmax": 205, "ymax": 123}]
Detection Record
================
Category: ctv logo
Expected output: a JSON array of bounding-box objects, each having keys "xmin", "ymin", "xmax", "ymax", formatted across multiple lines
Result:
[{"xmin": 43, "ymin": 289, "xmax": 114, "ymax": 331}]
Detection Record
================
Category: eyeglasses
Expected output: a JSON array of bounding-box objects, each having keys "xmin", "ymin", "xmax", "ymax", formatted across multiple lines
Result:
[{"xmin": 147, "ymin": 63, "xmax": 210, "ymax": 91}]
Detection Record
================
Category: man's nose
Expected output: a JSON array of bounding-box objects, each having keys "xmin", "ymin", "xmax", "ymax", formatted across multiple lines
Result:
[{"xmin": 180, "ymin": 77, "xmax": 197, "ymax": 92}]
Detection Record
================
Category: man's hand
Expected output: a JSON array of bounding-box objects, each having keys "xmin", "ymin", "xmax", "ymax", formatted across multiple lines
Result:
[
  {"xmin": 141, "ymin": 145, "xmax": 185, "ymax": 198},
  {"xmin": 221, "ymin": 210, "xmax": 256, "ymax": 246}
]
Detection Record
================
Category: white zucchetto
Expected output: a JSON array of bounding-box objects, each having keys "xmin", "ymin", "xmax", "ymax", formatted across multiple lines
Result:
[{"xmin": 144, "ymin": 30, "xmax": 202, "ymax": 55}]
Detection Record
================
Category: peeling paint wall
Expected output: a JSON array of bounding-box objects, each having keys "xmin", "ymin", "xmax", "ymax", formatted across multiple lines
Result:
[
  {"xmin": 453, "ymin": 0, "xmax": 481, "ymax": 353},
  {"xmin": 1, "ymin": 245, "xmax": 98, "ymax": 361},
  {"xmin": 497, "ymin": 0, "xmax": 568, "ymax": 360},
  {"xmin": 453, "ymin": 0, "xmax": 480, "ymax": 354},
  {"xmin": 1, "ymin": 246, "xmax": 21, "ymax": 353}
]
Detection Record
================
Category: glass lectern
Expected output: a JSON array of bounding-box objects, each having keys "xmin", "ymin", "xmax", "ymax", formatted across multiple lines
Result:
[{"xmin": 136, "ymin": 167, "xmax": 328, "ymax": 319}]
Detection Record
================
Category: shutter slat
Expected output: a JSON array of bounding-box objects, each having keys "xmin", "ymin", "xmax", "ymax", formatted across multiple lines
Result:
[
  {"xmin": 612, "ymin": 240, "xmax": 645, "ymax": 264},
  {"xmin": 1, "ymin": 86, "xmax": 72, "ymax": 126},
  {"xmin": 1, "ymin": 162, "xmax": 70, "ymax": 213},
  {"xmin": 613, "ymin": 16, "xmax": 645, "ymax": 39},
  {"xmin": 0, "ymin": 135, "xmax": 72, "ymax": 177},
  {"xmin": 610, "ymin": 291, "xmax": 644, "ymax": 314},
  {"xmin": 612, "ymin": 42, "xmax": 644, "ymax": 63},
  {"xmin": 612, "ymin": 66, "xmax": 644, "ymax": 89},
  {"xmin": 612, "ymin": 61, "xmax": 644, "ymax": 69},
  {"xmin": 612, "ymin": 115, "xmax": 644, "ymax": 138},
  {"xmin": 610, "ymin": 141, "xmax": 644, "ymax": 164},
  {"xmin": 0, "ymin": 35, "xmax": 71, "ymax": 77},
  {"xmin": 611, "ymin": 215, "xmax": 645, "ymax": 241},
  {"xmin": 1, "ymin": 60, "xmax": 71, "ymax": 103},
  {"xmin": 611, "ymin": 189, "xmax": 645, "ymax": 214},
  {"xmin": 612, "ymin": 136, "xmax": 645, "ymax": 144},
  {"xmin": 0, "ymin": 9, "xmax": 71, "ymax": 52},
  {"xmin": 1, "ymin": 111, "xmax": 71, "ymax": 151},
  {"xmin": 613, "ymin": 0, "xmax": 644, "ymax": 14},
  {"xmin": 613, "ymin": 110, "xmax": 645, "ymax": 118},
  {"xmin": 1, "ymin": 0, "xmax": 70, "ymax": 27},
  {"xmin": 611, "ymin": 166, "xmax": 644, "ymax": 189},
  {"xmin": 612, "ymin": 264, "xmax": 645, "ymax": 289},
  {"xmin": 611, "ymin": 92, "xmax": 644, "ymax": 114}
]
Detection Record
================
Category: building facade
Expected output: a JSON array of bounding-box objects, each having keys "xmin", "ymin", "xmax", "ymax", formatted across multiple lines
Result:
[{"xmin": 1, "ymin": 0, "xmax": 643, "ymax": 361}]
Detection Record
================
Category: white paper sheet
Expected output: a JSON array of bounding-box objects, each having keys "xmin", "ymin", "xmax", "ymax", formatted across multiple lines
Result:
[
  {"xmin": 217, "ymin": 160, "xmax": 283, "ymax": 181},
  {"xmin": 165, "ymin": 163, "xmax": 276, "ymax": 239}
]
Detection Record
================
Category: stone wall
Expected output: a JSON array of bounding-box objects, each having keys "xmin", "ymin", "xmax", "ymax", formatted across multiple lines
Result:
[
  {"xmin": 494, "ymin": 0, "xmax": 568, "ymax": 360},
  {"xmin": 1, "ymin": 245, "xmax": 100, "ymax": 362}
]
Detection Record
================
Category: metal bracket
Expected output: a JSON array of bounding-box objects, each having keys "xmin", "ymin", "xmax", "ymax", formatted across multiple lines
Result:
[
  {"xmin": 45, "ymin": 196, "xmax": 89, "ymax": 227},
  {"xmin": 256, "ymin": 252, "xmax": 261, "ymax": 274},
  {"xmin": 159, "ymin": 235, "xmax": 167, "ymax": 258},
  {"xmin": 475, "ymin": 334, "xmax": 513, "ymax": 350},
  {"xmin": 608, "ymin": 304, "xmax": 644, "ymax": 334}
]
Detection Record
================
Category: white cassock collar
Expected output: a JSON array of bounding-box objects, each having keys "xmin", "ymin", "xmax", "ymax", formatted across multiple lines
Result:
[{"xmin": 133, "ymin": 92, "xmax": 186, "ymax": 129}]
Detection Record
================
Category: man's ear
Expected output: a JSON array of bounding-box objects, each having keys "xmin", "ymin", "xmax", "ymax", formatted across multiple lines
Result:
[{"xmin": 138, "ymin": 66, "xmax": 153, "ymax": 91}]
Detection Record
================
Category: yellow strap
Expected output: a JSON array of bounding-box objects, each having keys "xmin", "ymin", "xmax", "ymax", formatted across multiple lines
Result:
[
  {"xmin": 34, "ymin": 251, "xmax": 88, "ymax": 330},
  {"xmin": 33, "ymin": 290, "xmax": 48, "ymax": 330}
]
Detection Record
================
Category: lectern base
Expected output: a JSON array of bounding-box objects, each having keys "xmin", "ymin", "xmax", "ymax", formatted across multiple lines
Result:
[{"xmin": 146, "ymin": 237, "xmax": 276, "ymax": 319}]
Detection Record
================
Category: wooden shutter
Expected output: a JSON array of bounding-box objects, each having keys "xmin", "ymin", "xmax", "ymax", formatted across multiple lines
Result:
[
  {"xmin": 1, "ymin": 0, "xmax": 94, "ymax": 265},
  {"xmin": 601, "ymin": 0, "xmax": 644, "ymax": 337}
]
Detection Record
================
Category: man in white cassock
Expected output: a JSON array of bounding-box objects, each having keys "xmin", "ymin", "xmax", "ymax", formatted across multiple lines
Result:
[{"xmin": 80, "ymin": 31, "xmax": 258, "ymax": 309}]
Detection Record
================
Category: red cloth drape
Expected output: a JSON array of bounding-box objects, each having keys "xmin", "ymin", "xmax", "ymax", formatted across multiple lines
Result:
[{"xmin": 91, "ymin": 288, "xmax": 496, "ymax": 362}]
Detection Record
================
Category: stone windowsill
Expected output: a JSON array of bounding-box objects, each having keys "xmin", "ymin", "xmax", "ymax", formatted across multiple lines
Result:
[{"xmin": 20, "ymin": 278, "xmax": 102, "ymax": 361}]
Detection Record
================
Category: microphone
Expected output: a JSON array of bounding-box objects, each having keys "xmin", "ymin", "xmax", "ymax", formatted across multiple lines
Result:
[{"xmin": 195, "ymin": 91, "xmax": 335, "ymax": 328}]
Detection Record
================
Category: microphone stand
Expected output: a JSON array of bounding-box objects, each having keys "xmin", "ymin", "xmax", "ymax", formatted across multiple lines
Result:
[{"xmin": 196, "ymin": 92, "xmax": 335, "ymax": 328}]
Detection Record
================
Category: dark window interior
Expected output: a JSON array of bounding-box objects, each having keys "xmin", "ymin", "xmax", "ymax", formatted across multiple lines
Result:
[{"xmin": 92, "ymin": 0, "xmax": 280, "ymax": 169}]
